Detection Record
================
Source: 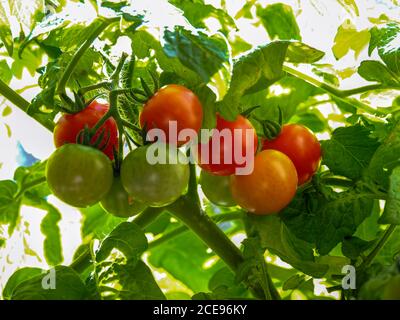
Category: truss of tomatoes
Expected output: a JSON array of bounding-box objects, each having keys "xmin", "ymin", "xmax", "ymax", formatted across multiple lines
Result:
[{"xmin": 46, "ymin": 84, "xmax": 321, "ymax": 217}]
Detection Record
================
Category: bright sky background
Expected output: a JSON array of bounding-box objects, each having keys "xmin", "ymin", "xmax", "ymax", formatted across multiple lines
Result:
[{"xmin": 0, "ymin": 0, "xmax": 399, "ymax": 298}]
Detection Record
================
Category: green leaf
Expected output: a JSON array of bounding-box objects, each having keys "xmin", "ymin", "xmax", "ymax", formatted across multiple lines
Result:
[
  {"xmin": 168, "ymin": 0, "xmax": 236, "ymax": 32},
  {"xmin": 193, "ymin": 85, "xmax": 217, "ymax": 130},
  {"xmin": 0, "ymin": 180, "xmax": 20, "ymax": 233},
  {"xmin": 148, "ymin": 231, "xmax": 222, "ymax": 292},
  {"xmin": 282, "ymin": 274, "xmax": 307, "ymax": 291},
  {"xmin": 257, "ymin": 3, "xmax": 301, "ymax": 41},
  {"xmin": 218, "ymin": 41, "xmax": 289, "ymax": 120},
  {"xmin": 247, "ymin": 215, "xmax": 329, "ymax": 277},
  {"xmin": 281, "ymin": 187, "xmax": 375, "ymax": 255},
  {"xmin": 96, "ymin": 222, "xmax": 148, "ymax": 261},
  {"xmin": 9, "ymin": 0, "xmax": 45, "ymax": 32},
  {"xmin": 9, "ymin": 266, "xmax": 89, "ymax": 300},
  {"xmin": 0, "ymin": 60, "xmax": 12, "ymax": 85},
  {"xmin": 40, "ymin": 204, "xmax": 63, "ymax": 265},
  {"xmin": 369, "ymin": 23, "xmax": 400, "ymax": 75},
  {"xmin": 368, "ymin": 120, "xmax": 400, "ymax": 189},
  {"xmin": 291, "ymin": 111, "xmax": 327, "ymax": 133},
  {"xmin": 163, "ymin": 26, "xmax": 229, "ymax": 82},
  {"xmin": 358, "ymin": 60, "xmax": 400, "ymax": 87},
  {"xmin": 332, "ymin": 19, "xmax": 370, "ymax": 59},
  {"xmin": 341, "ymin": 236, "xmax": 374, "ymax": 259},
  {"xmin": 130, "ymin": 30, "xmax": 202, "ymax": 87},
  {"xmin": 2, "ymin": 105, "xmax": 12, "ymax": 117},
  {"xmin": 285, "ymin": 42, "xmax": 325, "ymax": 63},
  {"xmin": 81, "ymin": 204, "xmax": 122, "ymax": 240},
  {"xmin": 380, "ymin": 166, "xmax": 400, "ymax": 225},
  {"xmin": 99, "ymin": 259, "xmax": 166, "ymax": 300},
  {"xmin": 337, "ymin": 0, "xmax": 359, "ymax": 16},
  {"xmin": 207, "ymin": 267, "xmax": 249, "ymax": 299},
  {"xmin": 0, "ymin": 3, "xmax": 13, "ymax": 56},
  {"xmin": 321, "ymin": 125, "xmax": 380, "ymax": 180},
  {"xmin": 2, "ymin": 267, "xmax": 43, "ymax": 300}
]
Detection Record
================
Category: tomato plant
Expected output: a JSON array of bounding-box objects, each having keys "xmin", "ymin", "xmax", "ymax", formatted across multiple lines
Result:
[
  {"xmin": 262, "ymin": 124, "xmax": 321, "ymax": 185},
  {"xmin": 46, "ymin": 144, "xmax": 114, "ymax": 208},
  {"xmin": 197, "ymin": 114, "xmax": 258, "ymax": 176},
  {"xmin": 1, "ymin": 0, "xmax": 400, "ymax": 303},
  {"xmin": 54, "ymin": 100, "xmax": 118, "ymax": 160}
]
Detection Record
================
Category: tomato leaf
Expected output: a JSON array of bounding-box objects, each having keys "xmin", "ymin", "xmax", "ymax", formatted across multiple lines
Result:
[
  {"xmin": 96, "ymin": 222, "xmax": 148, "ymax": 261},
  {"xmin": 379, "ymin": 166, "xmax": 400, "ymax": 225},
  {"xmin": 369, "ymin": 23, "xmax": 400, "ymax": 75},
  {"xmin": 332, "ymin": 19, "xmax": 370, "ymax": 59},
  {"xmin": 168, "ymin": 0, "xmax": 236, "ymax": 32},
  {"xmin": 0, "ymin": 180, "xmax": 20, "ymax": 234},
  {"xmin": 97, "ymin": 259, "xmax": 166, "ymax": 300},
  {"xmin": 322, "ymin": 125, "xmax": 380, "ymax": 180},
  {"xmin": 148, "ymin": 231, "xmax": 223, "ymax": 292},
  {"xmin": 163, "ymin": 26, "xmax": 230, "ymax": 83},
  {"xmin": 2, "ymin": 267, "xmax": 43, "ymax": 300},
  {"xmin": 8, "ymin": 266, "xmax": 89, "ymax": 300},
  {"xmin": 281, "ymin": 187, "xmax": 375, "ymax": 255},
  {"xmin": 257, "ymin": 3, "xmax": 301, "ymax": 41},
  {"xmin": 247, "ymin": 214, "xmax": 329, "ymax": 278},
  {"xmin": 358, "ymin": 60, "xmax": 400, "ymax": 87}
]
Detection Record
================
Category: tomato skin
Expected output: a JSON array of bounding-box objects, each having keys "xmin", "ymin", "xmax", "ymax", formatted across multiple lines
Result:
[
  {"xmin": 140, "ymin": 84, "xmax": 203, "ymax": 146},
  {"xmin": 46, "ymin": 144, "xmax": 114, "ymax": 208},
  {"xmin": 199, "ymin": 170, "xmax": 236, "ymax": 207},
  {"xmin": 230, "ymin": 149, "xmax": 298, "ymax": 215},
  {"xmin": 101, "ymin": 177, "xmax": 147, "ymax": 218},
  {"xmin": 54, "ymin": 100, "xmax": 118, "ymax": 160},
  {"xmin": 262, "ymin": 124, "xmax": 321, "ymax": 185},
  {"xmin": 197, "ymin": 114, "xmax": 258, "ymax": 176},
  {"xmin": 120, "ymin": 143, "xmax": 190, "ymax": 207}
]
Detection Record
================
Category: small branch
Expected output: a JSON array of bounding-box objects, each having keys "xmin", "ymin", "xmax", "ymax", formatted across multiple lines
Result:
[
  {"xmin": 57, "ymin": 17, "xmax": 119, "ymax": 106},
  {"xmin": 358, "ymin": 224, "xmax": 397, "ymax": 271},
  {"xmin": 78, "ymin": 81, "xmax": 111, "ymax": 96},
  {"xmin": 282, "ymin": 65, "xmax": 388, "ymax": 116},
  {"xmin": 0, "ymin": 79, "xmax": 54, "ymax": 131}
]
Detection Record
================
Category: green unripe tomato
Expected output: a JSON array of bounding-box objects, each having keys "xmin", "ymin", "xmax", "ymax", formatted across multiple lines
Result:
[
  {"xmin": 46, "ymin": 144, "xmax": 113, "ymax": 208},
  {"xmin": 199, "ymin": 170, "xmax": 236, "ymax": 207},
  {"xmin": 101, "ymin": 177, "xmax": 147, "ymax": 218},
  {"xmin": 120, "ymin": 143, "xmax": 190, "ymax": 207},
  {"xmin": 383, "ymin": 275, "xmax": 400, "ymax": 300}
]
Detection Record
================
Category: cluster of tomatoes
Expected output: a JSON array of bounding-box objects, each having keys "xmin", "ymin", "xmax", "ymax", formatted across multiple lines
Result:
[{"xmin": 46, "ymin": 84, "xmax": 321, "ymax": 217}]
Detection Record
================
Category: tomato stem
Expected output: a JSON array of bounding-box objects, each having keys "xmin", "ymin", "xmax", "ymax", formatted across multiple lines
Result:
[
  {"xmin": 358, "ymin": 224, "xmax": 397, "ymax": 271},
  {"xmin": 57, "ymin": 17, "xmax": 119, "ymax": 108},
  {"xmin": 282, "ymin": 65, "xmax": 389, "ymax": 116},
  {"xmin": 78, "ymin": 81, "xmax": 112, "ymax": 96},
  {"xmin": 167, "ymin": 196, "xmax": 277, "ymax": 299},
  {"xmin": 0, "ymin": 79, "xmax": 54, "ymax": 131}
]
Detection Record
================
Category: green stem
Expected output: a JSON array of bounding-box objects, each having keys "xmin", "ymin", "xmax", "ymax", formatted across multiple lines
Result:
[
  {"xmin": 78, "ymin": 81, "xmax": 111, "ymax": 96},
  {"xmin": 148, "ymin": 211, "xmax": 245, "ymax": 250},
  {"xmin": 321, "ymin": 177, "xmax": 354, "ymax": 188},
  {"xmin": 167, "ymin": 197, "xmax": 275, "ymax": 299},
  {"xmin": 0, "ymin": 79, "xmax": 54, "ymax": 131},
  {"xmin": 358, "ymin": 224, "xmax": 397, "ymax": 270},
  {"xmin": 57, "ymin": 17, "xmax": 119, "ymax": 105},
  {"xmin": 282, "ymin": 65, "xmax": 388, "ymax": 116},
  {"xmin": 70, "ymin": 207, "xmax": 163, "ymax": 273}
]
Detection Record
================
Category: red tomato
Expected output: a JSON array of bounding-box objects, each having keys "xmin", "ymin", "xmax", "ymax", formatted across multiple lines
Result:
[
  {"xmin": 53, "ymin": 100, "xmax": 118, "ymax": 160},
  {"xmin": 230, "ymin": 149, "xmax": 298, "ymax": 215},
  {"xmin": 139, "ymin": 84, "xmax": 203, "ymax": 146},
  {"xmin": 262, "ymin": 124, "xmax": 321, "ymax": 185},
  {"xmin": 197, "ymin": 114, "xmax": 258, "ymax": 176}
]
